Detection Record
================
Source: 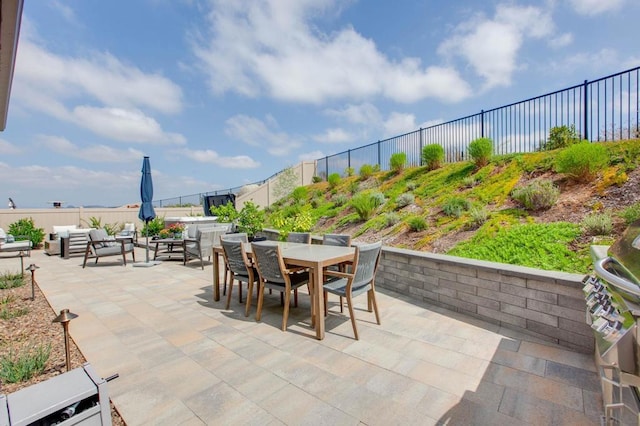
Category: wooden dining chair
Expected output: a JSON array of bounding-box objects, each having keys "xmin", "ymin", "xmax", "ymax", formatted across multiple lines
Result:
[
  {"xmin": 322, "ymin": 233, "xmax": 352, "ymax": 312},
  {"xmin": 287, "ymin": 232, "xmax": 311, "ymax": 244},
  {"xmin": 220, "ymin": 233, "xmax": 249, "ymax": 296},
  {"xmin": 322, "ymin": 241, "xmax": 382, "ymax": 340},
  {"xmin": 220, "ymin": 237, "xmax": 259, "ymax": 316},
  {"xmin": 251, "ymin": 242, "xmax": 310, "ymax": 331}
]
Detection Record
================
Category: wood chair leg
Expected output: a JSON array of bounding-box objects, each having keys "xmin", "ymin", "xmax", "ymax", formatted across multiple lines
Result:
[
  {"xmin": 370, "ymin": 289, "xmax": 381, "ymax": 325},
  {"xmin": 340, "ymin": 296, "xmax": 344, "ymax": 313},
  {"xmin": 239, "ymin": 283, "xmax": 243, "ymax": 303},
  {"xmin": 346, "ymin": 293, "xmax": 359, "ymax": 340},
  {"xmin": 282, "ymin": 290, "xmax": 291, "ymax": 331},
  {"xmin": 245, "ymin": 281, "xmax": 254, "ymax": 317},
  {"xmin": 256, "ymin": 283, "xmax": 265, "ymax": 321},
  {"xmin": 225, "ymin": 274, "xmax": 235, "ymax": 310},
  {"xmin": 294, "ymin": 288, "xmax": 298, "ymax": 307}
]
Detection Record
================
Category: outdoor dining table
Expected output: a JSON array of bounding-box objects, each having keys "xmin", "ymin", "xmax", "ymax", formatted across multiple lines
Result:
[{"xmin": 212, "ymin": 241, "xmax": 355, "ymax": 340}]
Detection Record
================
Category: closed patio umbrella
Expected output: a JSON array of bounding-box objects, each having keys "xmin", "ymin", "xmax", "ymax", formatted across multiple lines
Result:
[{"xmin": 134, "ymin": 156, "xmax": 160, "ymax": 266}]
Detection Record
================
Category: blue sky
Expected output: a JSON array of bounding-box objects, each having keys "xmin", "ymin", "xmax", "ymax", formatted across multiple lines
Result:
[{"xmin": 1, "ymin": 0, "xmax": 638, "ymax": 208}]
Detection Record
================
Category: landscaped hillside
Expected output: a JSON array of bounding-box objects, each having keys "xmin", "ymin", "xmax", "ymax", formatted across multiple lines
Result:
[{"xmin": 266, "ymin": 138, "xmax": 640, "ymax": 274}]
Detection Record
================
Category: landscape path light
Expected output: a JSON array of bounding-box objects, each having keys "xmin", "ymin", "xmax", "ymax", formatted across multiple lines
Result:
[
  {"xmin": 26, "ymin": 263, "xmax": 39, "ymax": 301},
  {"xmin": 52, "ymin": 308, "xmax": 78, "ymax": 371}
]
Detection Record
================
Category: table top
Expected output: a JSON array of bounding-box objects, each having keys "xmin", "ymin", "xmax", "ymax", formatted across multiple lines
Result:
[{"xmin": 215, "ymin": 240, "xmax": 354, "ymax": 266}]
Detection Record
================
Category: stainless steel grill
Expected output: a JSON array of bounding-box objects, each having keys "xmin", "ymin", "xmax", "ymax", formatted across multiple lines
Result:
[{"xmin": 587, "ymin": 219, "xmax": 640, "ymax": 425}]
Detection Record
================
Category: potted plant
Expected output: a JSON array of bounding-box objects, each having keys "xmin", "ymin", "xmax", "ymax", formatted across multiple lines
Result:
[{"xmin": 237, "ymin": 201, "xmax": 265, "ymax": 241}]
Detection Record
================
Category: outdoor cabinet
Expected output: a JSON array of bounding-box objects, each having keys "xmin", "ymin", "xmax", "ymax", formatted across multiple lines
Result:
[{"xmin": 0, "ymin": 363, "xmax": 112, "ymax": 426}]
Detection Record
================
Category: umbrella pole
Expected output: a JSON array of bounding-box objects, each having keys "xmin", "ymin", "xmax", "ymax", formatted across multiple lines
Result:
[{"xmin": 145, "ymin": 219, "xmax": 150, "ymax": 263}]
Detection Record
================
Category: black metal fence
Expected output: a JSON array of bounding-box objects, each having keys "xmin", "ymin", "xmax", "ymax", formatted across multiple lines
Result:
[
  {"xmin": 157, "ymin": 65, "xmax": 640, "ymax": 206},
  {"xmin": 317, "ymin": 66, "xmax": 640, "ymax": 178}
]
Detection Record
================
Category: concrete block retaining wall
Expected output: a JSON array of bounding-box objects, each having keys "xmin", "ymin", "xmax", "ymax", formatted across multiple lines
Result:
[
  {"xmin": 378, "ymin": 246, "xmax": 593, "ymax": 353},
  {"xmin": 261, "ymin": 229, "xmax": 593, "ymax": 353}
]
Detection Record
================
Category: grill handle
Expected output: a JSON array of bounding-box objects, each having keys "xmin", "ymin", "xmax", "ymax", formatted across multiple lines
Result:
[{"xmin": 594, "ymin": 257, "xmax": 640, "ymax": 298}]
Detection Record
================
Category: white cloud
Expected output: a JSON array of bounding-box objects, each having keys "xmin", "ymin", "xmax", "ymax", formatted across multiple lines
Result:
[
  {"xmin": 37, "ymin": 135, "xmax": 144, "ymax": 162},
  {"xmin": 439, "ymin": 4, "xmax": 555, "ymax": 89},
  {"xmin": 569, "ymin": 0, "xmax": 625, "ymax": 16},
  {"xmin": 71, "ymin": 106, "xmax": 186, "ymax": 144},
  {"xmin": 15, "ymin": 37, "xmax": 184, "ymax": 115},
  {"xmin": 312, "ymin": 128, "xmax": 355, "ymax": 144},
  {"xmin": 549, "ymin": 48, "xmax": 619, "ymax": 72},
  {"xmin": 299, "ymin": 150, "xmax": 325, "ymax": 161},
  {"xmin": 0, "ymin": 139, "xmax": 21, "ymax": 155},
  {"xmin": 549, "ymin": 33, "xmax": 573, "ymax": 49},
  {"xmin": 180, "ymin": 148, "xmax": 260, "ymax": 169},
  {"xmin": 192, "ymin": 0, "xmax": 471, "ymax": 104},
  {"xmin": 383, "ymin": 112, "xmax": 417, "ymax": 137},
  {"xmin": 325, "ymin": 103, "xmax": 382, "ymax": 126},
  {"xmin": 224, "ymin": 114, "xmax": 301, "ymax": 156}
]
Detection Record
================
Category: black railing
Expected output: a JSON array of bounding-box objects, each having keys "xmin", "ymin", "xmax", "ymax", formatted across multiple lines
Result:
[
  {"xmin": 157, "ymin": 65, "xmax": 640, "ymax": 205},
  {"xmin": 316, "ymin": 65, "xmax": 640, "ymax": 178}
]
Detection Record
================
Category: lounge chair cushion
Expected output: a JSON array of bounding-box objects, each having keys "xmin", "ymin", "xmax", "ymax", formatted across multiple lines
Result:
[{"xmin": 89, "ymin": 229, "xmax": 118, "ymax": 249}]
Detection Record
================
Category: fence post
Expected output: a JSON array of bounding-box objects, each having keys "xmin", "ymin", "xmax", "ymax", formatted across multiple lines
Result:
[
  {"xmin": 377, "ymin": 141, "xmax": 381, "ymax": 169},
  {"xmin": 583, "ymin": 79, "xmax": 589, "ymax": 141},
  {"xmin": 325, "ymin": 157, "xmax": 328, "ymax": 180},
  {"xmin": 480, "ymin": 110, "xmax": 485, "ymax": 138},
  {"xmin": 419, "ymin": 128, "xmax": 423, "ymax": 166},
  {"xmin": 348, "ymin": 149, "xmax": 351, "ymax": 172}
]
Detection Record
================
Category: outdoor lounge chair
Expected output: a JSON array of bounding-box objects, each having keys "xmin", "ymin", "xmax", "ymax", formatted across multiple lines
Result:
[
  {"xmin": 185, "ymin": 228, "xmax": 226, "ymax": 269},
  {"xmin": 82, "ymin": 228, "xmax": 135, "ymax": 268},
  {"xmin": 0, "ymin": 228, "xmax": 32, "ymax": 256},
  {"xmin": 0, "ymin": 227, "xmax": 32, "ymax": 272},
  {"xmin": 322, "ymin": 241, "xmax": 382, "ymax": 340}
]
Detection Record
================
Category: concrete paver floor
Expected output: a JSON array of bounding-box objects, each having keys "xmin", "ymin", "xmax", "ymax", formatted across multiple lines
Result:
[{"xmin": 25, "ymin": 248, "xmax": 602, "ymax": 425}]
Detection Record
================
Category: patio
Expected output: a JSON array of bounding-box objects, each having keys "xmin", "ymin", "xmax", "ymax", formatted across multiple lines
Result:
[{"xmin": 27, "ymin": 247, "xmax": 601, "ymax": 424}]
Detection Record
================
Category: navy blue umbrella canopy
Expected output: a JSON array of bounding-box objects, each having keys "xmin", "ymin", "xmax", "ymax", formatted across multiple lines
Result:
[{"xmin": 138, "ymin": 156, "xmax": 156, "ymax": 223}]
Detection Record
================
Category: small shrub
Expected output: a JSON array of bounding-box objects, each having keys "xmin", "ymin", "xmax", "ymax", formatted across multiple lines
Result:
[
  {"xmin": 236, "ymin": 201, "xmax": 265, "ymax": 238},
  {"xmin": 555, "ymin": 141, "xmax": 608, "ymax": 182},
  {"xmin": 0, "ymin": 305, "xmax": 28, "ymax": 320},
  {"xmin": 348, "ymin": 180, "xmax": 359, "ymax": 194},
  {"xmin": 310, "ymin": 197, "xmax": 323, "ymax": 208},
  {"xmin": 582, "ymin": 212, "xmax": 613, "ymax": 236},
  {"xmin": 407, "ymin": 216, "xmax": 427, "ymax": 232},
  {"xmin": 468, "ymin": 207, "xmax": 489, "ymax": 228},
  {"xmin": 620, "ymin": 202, "xmax": 640, "ymax": 225},
  {"xmin": 331, "ymin": 193, "xmax": 348, "ymax": 207},
  {"xmin": 406, "ymin": 181, "xmax": 417, "ymax": 191},
  {"xmin": 372, "ymin": 164, "xmax": 381, "ymax": 172},
  {"xmin": 209, "ymin": 202, "xmax": 238, "ymax": 223},
  {"xmin": 291, "ymin": 186, "xmax": 308, "ymax": 202},
  {"xmin": 468, "ymin": 137, "xmax": 493, "ymax": 168},
  {"xmin": 328, "ymin": 173, "xmax": 341, "ymax": 188},
  {"xmin": 540, "ymin": 125, "xmax": 581, "ymax": 151},
  {"xmin": 422, "ymin": 144, "xmax": 445, "ymax": 170},
  {"xmin": 442, "ymin": 197, "xmax": 471, "ymax": 217},
  {"xmin": 396, "ymin": 193, "xmax": 415, "ymax": 208},
  {"xmin": 8, "ymin": 218, "xmax": 45, "ymax": 247},
  {"xmin": 0, "ymin": 344, "xmax": 51, "ymax": 383},
  {"xmin": 345, "ymin": 167, "xmax": 355, "ymax": 177},
  {"xmin": 0, "ymin": 271, "xmax": 24, "ymax": 289},
  {"xmin": 462, "ymin": 176, "xmax": 477, "ymax": 188},
  {"xmin": 389, "ymin": 152, "xmax": 407, "ymax": 173},
  {"xmin": 141, "ymin": 216, "xmax": 165, "ymax": 237},
  {"xmin": 385, "ymin": 212, "xmax": 400, "ymax": 226},
  {"xmin": 312, "ymin": 176, "xmax": 322, "ymax": 183},
  {"xmin": 371, "ymin": 192, "xmax": 386, "ymax": 207},
  {"xmin": 511, "ymin": 180, "xmax": 559, "ymax": 211},
  {"xmin": 359, "ymin": 164, "xmax": 375, "ymax": 179},
  {"xmin": 351, "ymin": 193, "xmax": 378, "ymax": 221}
]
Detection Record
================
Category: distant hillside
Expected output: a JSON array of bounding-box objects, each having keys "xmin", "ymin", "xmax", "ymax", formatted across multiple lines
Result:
[{"xmin": 267, "ymin": 139, "xmax": 640, "ymax": 274}]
